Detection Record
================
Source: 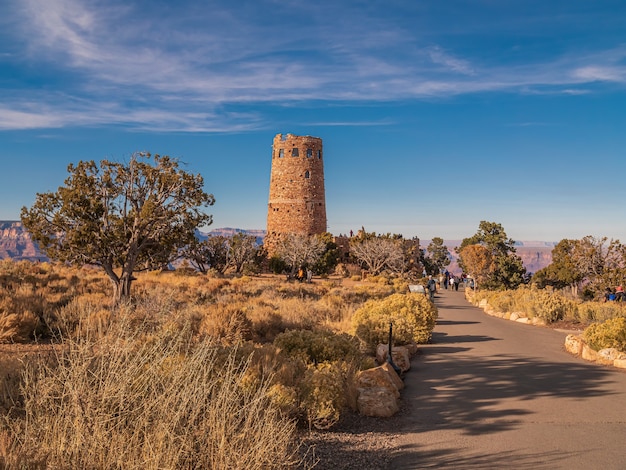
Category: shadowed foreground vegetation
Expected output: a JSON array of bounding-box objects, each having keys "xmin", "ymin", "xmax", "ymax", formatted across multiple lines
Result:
[{"xmin": 0, "ymin": 259, "xmax": 436, "ymax": 468}]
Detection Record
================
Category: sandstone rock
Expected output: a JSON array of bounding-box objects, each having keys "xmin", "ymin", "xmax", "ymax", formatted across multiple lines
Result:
[
  {"xmin": 509, "ymin": 312, "xmax": 519, "ymax": 321},
  {"xmin": 379, "ymin": 362, "xmax": 405, "ymax": 391},
  {"xmin": 598, "ymin": 348, "xmax": 626, "ymax": 362},
  {"xmin": 357, "ymin": 363, "xmax": 403, "ymax": 396},
  {"xmin": 405, "ymin": 343, "xmax": 419, "ymax": 356},
  {"xmin": 581, "ymin": 344, "xmax": 599, "ymax": 362},
  {"xmin": 516, "ymin": 317, "xmax": 530, "ymax": 324},
  {"xmin": 356, "ymin": 387, "xmax": 399, "ymax": 417},
  {"xmin": 376, "ymin": 344, "xmax": 411, "ymax": 372},
  {"xmin": 478, "ymin": 299, "xmax": 488, "ymax": 309},
  {"xmin": 564, "ymin": 335, "xmax": 583, "ymax": 356},
  {"xmin": 531, "ymin": 317, "xmax": 546, "ymax": 326},
  {"xmin": 613, "ymin": 358, "xmax": 626, "ymax": 369}
]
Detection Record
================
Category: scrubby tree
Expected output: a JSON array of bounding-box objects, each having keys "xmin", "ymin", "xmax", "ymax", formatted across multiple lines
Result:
[
  {"xmin": 228, "ymin": 233, "xmax": 260, "ymax": 274},
  {"xmin": 21, "ymin": 153, "xmax": 214, "ymax": 301},
  {"xmin": 274, "ymin": 233, "xmax": 326, "ymax": 274},
  {"xmin": 458, "ymin": 244, "xmax": 494, "ymax": 289},
  {"xmin": 418, "ymin": 248, "xmax": 438, "ymax": 276},
  {"xmin": 458, "ymin": 221, "xmax": 526, "ymax": 290},
  {"xmin": 533, "ymin": 236, "xmax": 626, "ymax": 298},
  {"xmin": 427, "ymin": 237, "xmax": 451, "ymax": 274},
  {"xmin": 313, "ymin": 232, "xmax": 341, "ymax": 275},
  {"xmin": 183, "ymin": 235, "xmax": 230, "ymax": 274},
  {"xmin": 532, "ymin": 239, "xmax": 583, "ymax": 293},
  {"xmin": 349, "ymin": 237, "xmax": 405, "ymax": 275}
]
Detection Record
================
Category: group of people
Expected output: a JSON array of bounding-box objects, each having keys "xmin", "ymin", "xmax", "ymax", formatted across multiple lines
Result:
[
  {"xmin": 426, "ymin": 272, "xmax": 465, "ymax": 300},
  {"xmin": 439, "ymin": 271, "xmax": 463, "ymax": 291},
  {"xmin": 604, "ymin": 285, "xmax": 625, "ymax": 302}
]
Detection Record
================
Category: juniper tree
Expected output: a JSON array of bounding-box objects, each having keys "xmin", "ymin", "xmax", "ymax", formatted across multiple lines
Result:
[{"xmin": 21, "ymin": 153, "xmax": 214, "ymax": 301}]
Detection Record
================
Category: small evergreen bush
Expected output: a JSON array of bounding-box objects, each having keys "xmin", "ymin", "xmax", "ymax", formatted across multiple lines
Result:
[
  {"xmin": 351, "ymin": 293, "xmax": 437, "ymax": 352},
  {"xmin": 583, "ymin": 317, "xmax": 626, "ymax": 352},
  {"xmin": 274, "ymin": 329, "xmax": 361, "ymax": 364}
]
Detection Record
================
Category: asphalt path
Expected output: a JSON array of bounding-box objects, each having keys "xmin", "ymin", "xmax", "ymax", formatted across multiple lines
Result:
[{"xmin": 389, "ymin": 287, "xmax": 626, "ymax": 469}]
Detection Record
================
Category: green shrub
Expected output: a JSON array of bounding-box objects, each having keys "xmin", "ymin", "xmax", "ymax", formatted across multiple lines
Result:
[
  {"xmin": 274, "ymin": 329, "xmax": 361, "ymax": 364},
  {"xmin": 479, "ymin": 286, "xmax": 577, "ymax": 324},
  {"xmin": 300, "ymin": 362, "xmax": 349, "ymax": 430},
  {"xmin": 576, "ymin": 302, "xmax": 626, "ymax": 323},
  {"xmin": 487, "ymin": 291, "xmax": 515, "ymax": 313},
  {"xmin": 523, "ymin": 288, "xmax": 576, "ymax": 323},
  {"xmin": 351, "ymin": 293, "xmax": 437, "ymax": 351},
  {"xmin": 583, "ymin": 317, "xmax": 626, "ymax": 352}
]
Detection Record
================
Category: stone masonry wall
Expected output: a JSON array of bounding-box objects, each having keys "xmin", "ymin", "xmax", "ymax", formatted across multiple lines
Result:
[{"xmin": 266, "ymin": 133, "xmax": 327, "ymax": 255}]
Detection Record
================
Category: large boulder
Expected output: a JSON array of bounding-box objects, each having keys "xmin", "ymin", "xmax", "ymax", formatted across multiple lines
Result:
[
  {"xmin": 356, "ymin": 387, "xmax": 399, "ymax": 418},
  {"xmin": 357, "ymin": 362, "xmax": 404, "ymax": 394},
  {"xmin": 356, "ymin": 363, "xmax": 404, "ymax": 417},
  {"xmin": 376, "ymin": 344, "xmax": 411, "ymax": 372}
]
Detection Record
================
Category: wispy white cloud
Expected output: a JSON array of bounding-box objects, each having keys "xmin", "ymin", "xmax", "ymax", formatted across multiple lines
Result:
[
  {"xmin": 573, "ymin": 66, "xmax": 626, "ymax": 82},
  {"xmin": 426, "ymin": 46, "xmax": 475, "ymax": 75},
  {"xmin": 1, "ymin": 0, "xmax": 625, "ymax": 132}
]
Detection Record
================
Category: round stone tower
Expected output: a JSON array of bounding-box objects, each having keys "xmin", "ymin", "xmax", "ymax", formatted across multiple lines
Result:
[{"xmin": 266, "ymin": 133, "xmax": 327, "ymax": 253}]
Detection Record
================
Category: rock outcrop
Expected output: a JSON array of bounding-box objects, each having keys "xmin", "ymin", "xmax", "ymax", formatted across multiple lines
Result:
[{"xmin": 0, "ymin": 221, "xmax": 45, "ymax": 261}]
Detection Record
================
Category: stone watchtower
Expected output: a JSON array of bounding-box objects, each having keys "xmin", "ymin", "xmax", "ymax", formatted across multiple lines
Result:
[{"xmin": 265, "ymin": 133, "xmax": 327, "ymax": 255}]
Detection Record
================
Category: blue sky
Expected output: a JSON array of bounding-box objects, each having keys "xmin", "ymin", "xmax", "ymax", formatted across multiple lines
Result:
[{"xmin": 1, "ymin": 0, "xmax": 625, "ymax": 243}]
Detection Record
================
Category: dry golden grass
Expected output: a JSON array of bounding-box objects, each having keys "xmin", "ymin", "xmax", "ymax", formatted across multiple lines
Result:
[
  {"xmin": 0, "ymin": 260, "xmax": 413, "ymax": 467},
  {"xmin": 1, "ymin": 316, "xmax": 301, "ymax": 469}
]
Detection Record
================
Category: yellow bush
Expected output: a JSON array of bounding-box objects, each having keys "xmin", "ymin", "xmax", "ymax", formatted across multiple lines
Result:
[
  {"xmin": 479, "ymin": 286, "xmax": 578, "ymax": 324},
  {"xmin": 583, "ymin": 317, "xmax": 626, "ymax": 352},
  {"xmin": 274, "ymin": 329, "xmax": 361, "ymax": 364},
  {"xmin": 351, "ymin": 293, "xmax": 437, "ymax": 351},
  {"xmin": 300, "ymin": 362, "xmax": 348, "ymax": 430},
  {"xmin": 577, "ymin": 302, "xmax": 626, "ymax": 323}
]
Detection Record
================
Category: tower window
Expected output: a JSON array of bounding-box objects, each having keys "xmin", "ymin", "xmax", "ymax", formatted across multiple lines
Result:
[
  {"xmin": 317, "ymin": 150, "xmax": 322, "ymax": 159},
  {"xmin": 292, "ymin": 148, "xmax": 299, "ymax": 157},
  {"xmin": 306, "ymin": 148, "xmax": 313, "ymax": 158},
  {"xmin": 278, "ymin": 149, "xmax": 284, "ymax": 158},
  {"xmin": 304, "ymin": 170, "xmax": 310, "ymax": 179}
]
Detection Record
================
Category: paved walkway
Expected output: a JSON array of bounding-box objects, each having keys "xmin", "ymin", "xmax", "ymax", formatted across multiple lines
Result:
[{"xmin": 389, "ymin": 287, "xmax": 626, "ymax": 469}]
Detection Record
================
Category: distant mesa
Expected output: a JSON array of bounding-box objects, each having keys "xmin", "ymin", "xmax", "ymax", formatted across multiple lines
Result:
[
  {"xmin": 0, "ymin": 221, "xmax": 267, "ymax": 261},
  {"xmin": 198, "ymin": 227, "xmax": 266, "ymax": 245},
  {"xmin": 0, "ymin": 221, "xmax": 46, "ymax": 261}
]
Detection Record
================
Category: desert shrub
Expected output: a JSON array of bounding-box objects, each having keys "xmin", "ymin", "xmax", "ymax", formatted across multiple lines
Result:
[
  {"xmin": 274, "ymin": 329, "xmax": 361, "ymax": 364},
  {"xmin": 576, "ymin": 302, "xmax": 626, "ymax": 323},
  {"xmin": 351, "ymin": 293, "xmax": 437, "ymax": 352},
  {"xmin": 0, "ymin": 311, "xmax": 40, "ymax": 343},
  {"xmin": 353, "ymin": 282, "xmax": 396, "ymax": 299},
  {"xmin": 392, "ymin": 277, "xmax": 410, "ymax": 293},
  {"xmin": 487, "ymin": 291, "xmax": 515, "ymax": 313},
  {"xmin": 507, "ymin": 287, "xmax": 575, "ymax": 323},
  {"xmin": 300, "ymin": 362, "xmax": 350, "ymax": 430},
  {"xmin": 51, "ymin": 293, "xmax": 112, "ymax": 339},
  {"xmin": 199, "ymin": 304, "xmax": 253, "ymax": 345},
  {"xmin": 1, "ymin": 320, "xmax": 301, "ymax": 469},
  {"xmin": 477, "ymin": 287, "xmax": 578, "ymax": 324},
  {"xmin": 583, "ymin": 317, "xmax": 626, "ymax": 352}
]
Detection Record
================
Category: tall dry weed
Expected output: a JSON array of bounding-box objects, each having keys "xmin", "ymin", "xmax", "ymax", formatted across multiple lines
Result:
[{"xmin": 2, "ymin": 316, "xmax": 302, "ymax": 469}]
